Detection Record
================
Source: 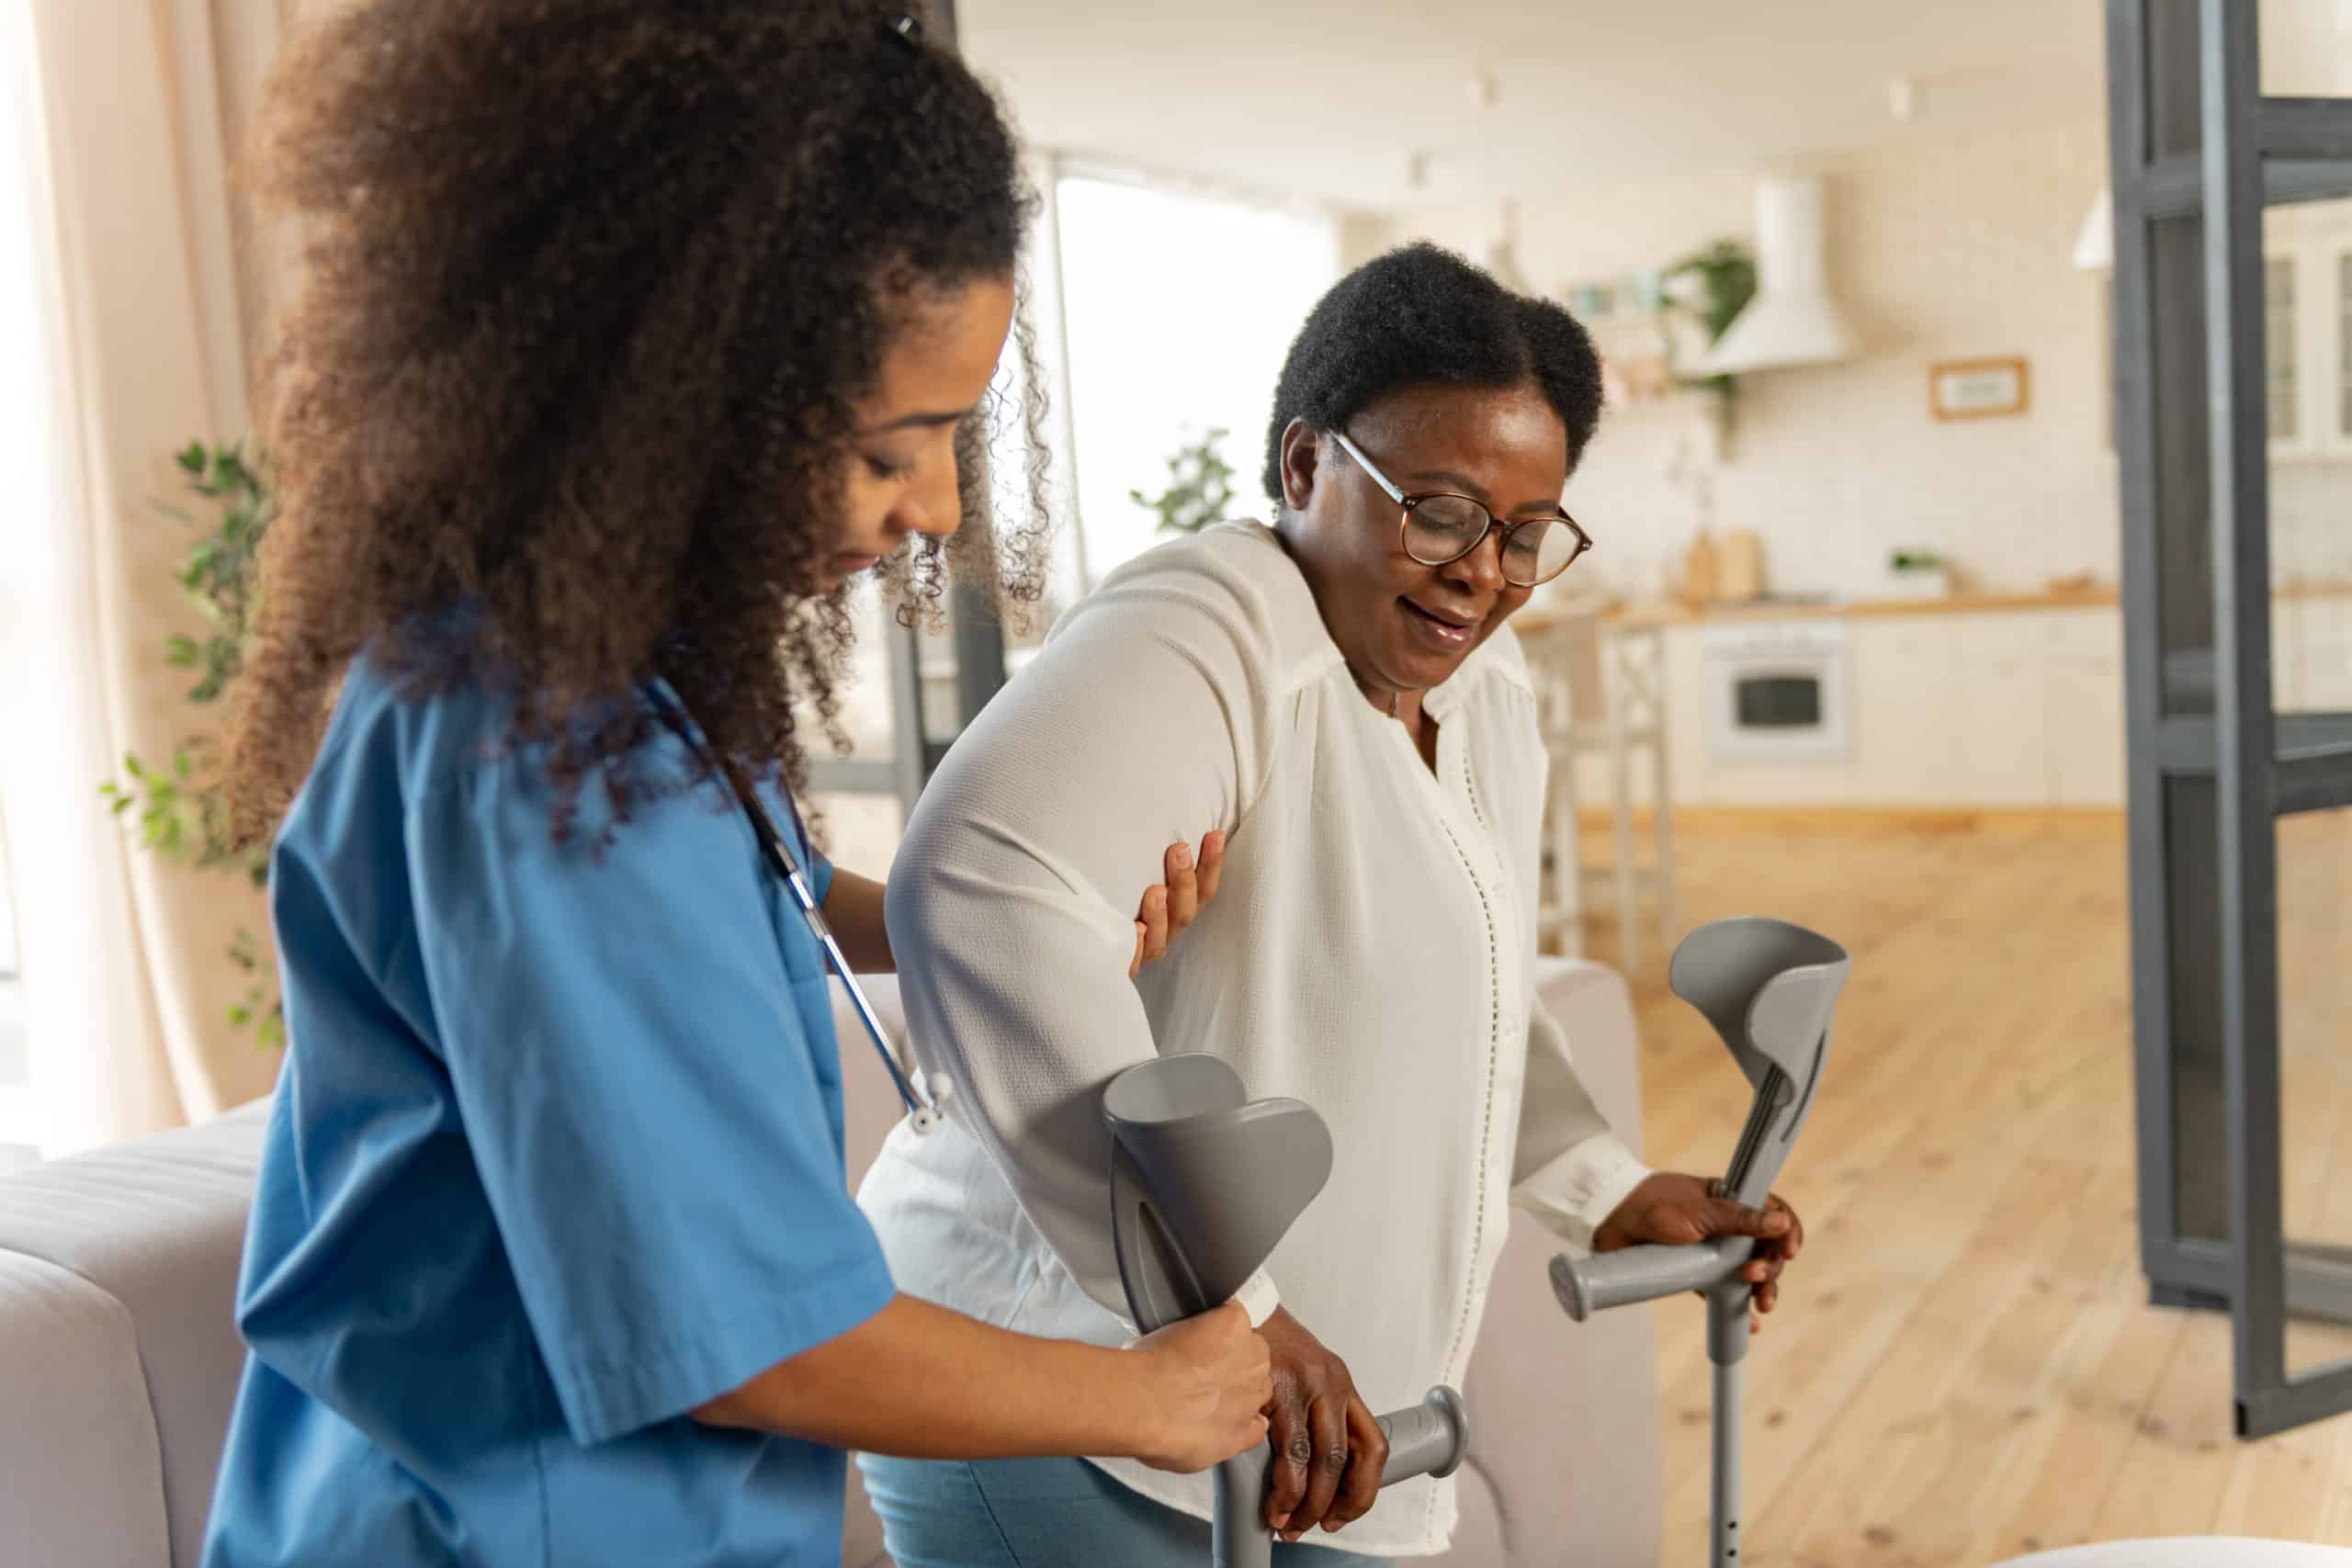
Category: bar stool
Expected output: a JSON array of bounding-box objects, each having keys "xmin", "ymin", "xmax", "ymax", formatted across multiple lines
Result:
[{"xmin": 1522, "ymin": 600, "xmax": 1679, "ymax": 972}]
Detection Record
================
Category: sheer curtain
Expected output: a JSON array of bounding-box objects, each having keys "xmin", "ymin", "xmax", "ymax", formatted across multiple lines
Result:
[{"xmin": 0, "ymin": 0, "xmax": 291, "ymax": 1155}]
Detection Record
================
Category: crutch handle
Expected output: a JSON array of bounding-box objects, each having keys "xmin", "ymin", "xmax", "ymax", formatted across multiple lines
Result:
[
  {"xmin": 1550, "ymin": 1238, "xmax": 1755, "ymax": 1321},
  {"xmin": 1210, "ymin": 1385, "xmax": 1469, "ymax": 1567},
  {"xmin": 1376, "ymin": 1385, "xmax": 1469, "ymax": 1483}
]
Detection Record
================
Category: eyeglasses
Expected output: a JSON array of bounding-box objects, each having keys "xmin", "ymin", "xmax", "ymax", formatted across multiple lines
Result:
[{"xmin": 1326, "ymin": 428, "xmax": 1592, "ymax": 588}]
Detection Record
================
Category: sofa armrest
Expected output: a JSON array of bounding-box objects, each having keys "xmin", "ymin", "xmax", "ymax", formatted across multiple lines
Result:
[
  {"xmin": 0, "ymin": 1253, "xmax": 173, "ymax": 1565},
  {"xmin": 0, "ymin": 1100, "xmax": 267, "ymax": 1568},
  {"xmin": 1531, "ymin": 954, "xmax": 1645, "ymax": 1161},
  {"xmin": 1445, "ymin": 956, "xmax": 1661, "ymax": 1566}
]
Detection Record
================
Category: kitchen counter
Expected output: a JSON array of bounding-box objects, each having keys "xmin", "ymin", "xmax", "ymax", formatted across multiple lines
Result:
[
  {"xmin": 1517, "ymin": 588, "xmax": 2114, "ymax": 633},
  {"xmin": 1517, "ymin": 580, "xmax": 2352, "ymax": 632}
]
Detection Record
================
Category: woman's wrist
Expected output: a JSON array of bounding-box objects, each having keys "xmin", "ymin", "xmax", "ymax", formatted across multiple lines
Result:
[{"xmin": 1077, "ymin": 1340, "xmax": 1174, "ymax": 1462}]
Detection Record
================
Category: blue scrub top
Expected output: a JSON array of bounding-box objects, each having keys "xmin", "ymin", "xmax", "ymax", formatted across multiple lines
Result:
[{"xmin": 201, "ymin": 652, "xmax": 898, "ymax": 1568}]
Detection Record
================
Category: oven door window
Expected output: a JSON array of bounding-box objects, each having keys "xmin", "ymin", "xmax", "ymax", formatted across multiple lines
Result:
[{"xmin": 1735, "ymin": 674, "xmax": 1824, "ymax": 729}]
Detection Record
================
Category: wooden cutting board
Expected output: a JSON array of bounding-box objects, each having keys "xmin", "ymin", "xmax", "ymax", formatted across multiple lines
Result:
[
  {"xmin": 1680, "ymin": 532, "xmax": 1719, "ymax": 604},
  {"xmin": 1718, "ymin": 529, "xmax": 1764, "ymax": 600}
]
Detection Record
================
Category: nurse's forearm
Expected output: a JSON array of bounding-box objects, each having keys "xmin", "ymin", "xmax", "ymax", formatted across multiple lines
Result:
[
  {"xmin": 820, "ymin": 870, "xmax": 895, "ymax": 975},
  {"xmin": 693, "ymin": 1293, "xmax": 1192, "ymax": 1462}
]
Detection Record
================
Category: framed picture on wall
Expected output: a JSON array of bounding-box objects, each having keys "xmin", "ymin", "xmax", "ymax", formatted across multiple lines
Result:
[{"xmin": 1928, "ymin": 356, "xmax": 2030, "ymax": 420}]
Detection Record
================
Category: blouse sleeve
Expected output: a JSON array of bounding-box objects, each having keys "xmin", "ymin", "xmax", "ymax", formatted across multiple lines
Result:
[
  {"xmin": 1509, "ymin": 998, "xmax": 1652, "ymax": 1254},
  {"xmin": 884, "ymin": 548, "xmax": 1286, "ymax": 1325}
]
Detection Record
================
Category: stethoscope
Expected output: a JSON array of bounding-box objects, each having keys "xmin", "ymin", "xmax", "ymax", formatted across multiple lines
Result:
[{"xmin": 650, "ymin": 689, "xmax": 948, "ymax": 1134}]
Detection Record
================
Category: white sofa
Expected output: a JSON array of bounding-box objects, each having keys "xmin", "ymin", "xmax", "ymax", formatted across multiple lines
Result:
[{"xmin": 0, "ymin": 958, "xmax": 1661, "ymax": 1567}]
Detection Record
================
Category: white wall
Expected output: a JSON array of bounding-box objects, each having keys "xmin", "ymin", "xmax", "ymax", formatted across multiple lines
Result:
[{"xmin": 1352, "ymin": 120, "xmax": 2122, "ymax": 604}]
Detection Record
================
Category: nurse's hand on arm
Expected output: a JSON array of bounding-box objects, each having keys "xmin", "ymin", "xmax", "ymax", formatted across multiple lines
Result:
[
  {"xmin": 820, "ymin": 832, "xmax": 1227, "ymax": 976},
  {"xmin": 693, "ymin": 1295, "xmax": 1269, "ymax": 1472}
]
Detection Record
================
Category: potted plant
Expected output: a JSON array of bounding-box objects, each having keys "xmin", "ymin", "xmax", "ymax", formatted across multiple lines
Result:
[
  {"xmin": 99, "ymin": 442, "xmax": 281, "ymax": 1047},
  {"xmin": 1130, "ymin": 427, "xmax": 1237, "ymax": 536},
  {"xmin": 1885, "ymin": 548, "xmax": 1952, "ymax": 601}
]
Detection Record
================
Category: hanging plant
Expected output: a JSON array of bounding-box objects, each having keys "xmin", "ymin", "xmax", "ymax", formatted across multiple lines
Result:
[{"xmin": 1659, "ymin": 240, "xmax": 1758, "ymax": 413}]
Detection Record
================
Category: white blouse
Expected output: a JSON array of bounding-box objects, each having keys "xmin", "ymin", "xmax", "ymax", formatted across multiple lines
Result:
[{"xmin": 858, "ymin": 522, "xmax": 1649, "ymax": 1558}]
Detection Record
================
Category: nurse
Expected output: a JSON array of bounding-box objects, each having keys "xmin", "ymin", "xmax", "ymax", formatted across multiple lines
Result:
[{"xmin": 198, "ymin": 4, "xmax": 1271, "ymax": 1566}]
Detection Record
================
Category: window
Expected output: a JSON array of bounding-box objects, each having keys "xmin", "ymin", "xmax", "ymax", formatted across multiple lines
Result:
[
  {"xmin": 1050, "ymin": 173, "xmax": 1340, "ymax": 588},
  {"xmin": 775, "ymin": 172, "xmax": 1340, "ymax": 854}
]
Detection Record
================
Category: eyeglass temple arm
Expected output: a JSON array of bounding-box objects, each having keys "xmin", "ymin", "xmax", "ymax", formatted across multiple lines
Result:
[{"xmin": 1323, "ymin": 429, "xmax": 1408, "ymax": 504}]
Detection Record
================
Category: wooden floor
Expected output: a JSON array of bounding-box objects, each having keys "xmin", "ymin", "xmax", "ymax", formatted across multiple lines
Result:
[{"xmin": 1566, "ymin": 812, "xmax": 2352, "ymax": 1567}]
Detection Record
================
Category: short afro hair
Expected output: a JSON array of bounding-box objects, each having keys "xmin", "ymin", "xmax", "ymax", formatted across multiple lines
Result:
[{"xmin": 1262, "ymin": 242, "xmax": 1604, "ymax": 504}]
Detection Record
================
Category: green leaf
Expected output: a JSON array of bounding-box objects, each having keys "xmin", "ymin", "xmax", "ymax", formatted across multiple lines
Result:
[{"xmin": 115, "ymin": 436, "xmax": 279, "ymax": 1002}]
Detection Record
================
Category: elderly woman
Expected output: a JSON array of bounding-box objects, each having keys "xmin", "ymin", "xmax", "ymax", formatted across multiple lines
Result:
[{"xmin": 856, "ymin": 243, "xmax": 1804, "ymax": 1568}]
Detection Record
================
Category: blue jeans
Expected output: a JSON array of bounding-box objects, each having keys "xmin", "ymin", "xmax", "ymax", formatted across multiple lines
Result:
[{"xmin": 856, "ymin": 1454, "xmax": 1393, "ymax": 1568}]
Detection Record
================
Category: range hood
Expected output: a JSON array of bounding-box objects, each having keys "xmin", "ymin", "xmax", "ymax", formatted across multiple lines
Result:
[{"xmin": 1691, "ymin": 175, "xmax": 1857, "ymax": 375}]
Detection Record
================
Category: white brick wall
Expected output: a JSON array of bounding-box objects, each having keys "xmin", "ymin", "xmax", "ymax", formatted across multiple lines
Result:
[{"xmin": 1354, "ymin": 120, "xmax": 2124, "ymax": 603}]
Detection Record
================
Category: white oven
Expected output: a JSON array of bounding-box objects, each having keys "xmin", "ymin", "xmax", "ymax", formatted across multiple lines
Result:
[{"xmin": 1703, "ymin": 619, "xmax": 1853, "ymax": 763}]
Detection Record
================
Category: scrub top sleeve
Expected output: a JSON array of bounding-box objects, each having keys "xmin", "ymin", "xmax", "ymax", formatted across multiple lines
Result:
[{"xmin": 406, "ymin": 761, "xmax": 896, "ymax": 1448}]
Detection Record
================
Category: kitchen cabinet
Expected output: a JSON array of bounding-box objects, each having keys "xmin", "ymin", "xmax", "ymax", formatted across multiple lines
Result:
[
  {"xmin": 2148, "ymin": 248, "xmax": 2310, "ymax": 457},
  {"xmin": 2042, "ymin": 609, "xmax": 2127, "ymax": 806},
  {"xmin": 1849, "ymin": 616, "xmax": 1964, "ymax": 804},
  {"xmin": 2272, "ymin": 593, "xmax": 2352, "ymax": 714},
  {"xmin": 1952, "ymin": 615, "xmax": 2056, "ymax": 806},
  {"xmin": 1652, "ymin": 603, "xmax": 2129, "ymax": 810},
  {"xmin": 2284, "ymin": 593, "xmax": 2352, "ymax": 712},
  {"xmin": 2110, "ymin": 211, "xmax": 2352, "ymax": 460},
  {"xmin": 2276, "ymin": 597, "xmax": 2303, "ymax": 714},
  {"xmin": 2266, "ymin": 202, "xmax": 2352, "ymax": 457},
  {"xmin": 1589, "ymin": 594, "xmax": 2337, "ymax": 811}
]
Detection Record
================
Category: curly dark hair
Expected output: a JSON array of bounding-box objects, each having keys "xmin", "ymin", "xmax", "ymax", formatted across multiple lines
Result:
[
  {"xmin": 1261, "ymin": 242, "xmax": 1604, "ymax": 503},
  {"xmin": 225, "ymin": 0, "xmax": 1046, "ymax": 845}
]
